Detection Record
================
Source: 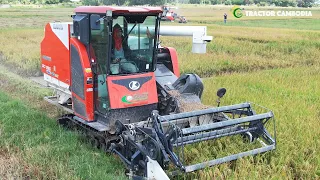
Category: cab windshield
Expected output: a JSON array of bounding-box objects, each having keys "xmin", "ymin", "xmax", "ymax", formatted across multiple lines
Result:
[
  {"xmin": 89, "ymin": 14, "xmax": 158, "ymax": 113},
  {"xmin": 110, "ymin": 15, "xmax": 157, "ymax": 75}
]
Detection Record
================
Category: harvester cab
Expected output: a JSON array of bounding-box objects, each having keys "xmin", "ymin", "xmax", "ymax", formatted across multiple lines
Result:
[
  {"xmin": 41, "ymin": 6, "xmax": 276, "ymax": 179},
  {"xmin": 71, "ymin": 7, "xmax": 161, "ymax": 119}
]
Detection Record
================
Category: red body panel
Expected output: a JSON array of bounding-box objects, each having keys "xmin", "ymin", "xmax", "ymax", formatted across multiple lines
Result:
[
  {"xmin": 167, "ymin": 16, "xmax": 174, "ymax": 21},
  {"xmin": 41, "ymin": 20, "xmax": 164, "ymax": 121},
  {"xmin": 167, "ymin": 47, "xmax": 180, "ymax": 77},
  {"xmin": 41, "ymin": 23, "xmax": 70, "ymax": 85},
  {"xmin": 107, "ymin": 72, "xmax": 158, "ymax": 109},
  {"xmin": 75, "ymin": 6, "xmax": 162, "ymax": 14},
  {"xmin": 70, "ymin": 38, "xmax": 94, "ymax": 121}
]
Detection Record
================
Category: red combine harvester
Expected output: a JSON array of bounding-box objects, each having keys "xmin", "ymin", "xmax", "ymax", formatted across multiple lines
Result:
[
  {"xmin": 41, "ymin": 6, "xmax": 276, "ymax": 179},
  {"xmin": 161, "ymin": 6, "xmax": 187, "ymax": 23}
]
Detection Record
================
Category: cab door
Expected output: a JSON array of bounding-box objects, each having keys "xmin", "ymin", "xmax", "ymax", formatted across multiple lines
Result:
[{"xmin": 89, "ymin": 14, "xmax": 112, "ymax": 114}]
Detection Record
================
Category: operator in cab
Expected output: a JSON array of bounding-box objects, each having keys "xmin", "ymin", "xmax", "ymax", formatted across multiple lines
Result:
[{"xmin": 110, "ymin": 24, "xmax": 138, "ymax": 74}]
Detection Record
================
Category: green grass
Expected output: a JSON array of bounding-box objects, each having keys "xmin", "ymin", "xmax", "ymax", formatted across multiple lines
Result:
[
  {"xmin": 180, "ymin": 6, "xmax": 320, "ymax": 23},
  {"xmin": 0, "ymin": 8, "xmax": 71, "ymax": 29},
  {"xmin": 0, "ymin": 29, "xmax": 44, "ymax": 76},
  {"xmin": 0, "ymin": 91, "xmax": 126, "ymax": 179},
  {"xmin": 0, "ymin": 65, "xmax": 319, "ymax": 179},
  {"xmin": 195, "ymin": 66, "xmax": 320, "ymax": 179},
  {"xmin": 0, "ymin": 65, "xmax": 127, "ymax": 179},
  {"xmin": 212, "ymin": 19, "xmax": 320, "ymax": 31},
  {"xmin": 163, "ymin": 26, "xmax": 320, "ymax": 77}
]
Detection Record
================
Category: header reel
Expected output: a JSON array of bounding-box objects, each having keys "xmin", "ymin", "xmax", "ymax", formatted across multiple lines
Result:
[{"xmin": 110, "ymin": 89, "xmax": 276, "ymax": 179}]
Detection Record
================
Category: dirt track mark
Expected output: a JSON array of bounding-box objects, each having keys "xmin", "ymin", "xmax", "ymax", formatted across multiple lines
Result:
[
  {"xmin": 0, "ymin": 148, "xmax": 24, "ymax": 179},
  {"xmin": 0, "ymin": 52, "xmax": 42, "ymax": 77},
  {"xmin": 0, "ymin": 65, "xmax": 62, "ymax": 119}
]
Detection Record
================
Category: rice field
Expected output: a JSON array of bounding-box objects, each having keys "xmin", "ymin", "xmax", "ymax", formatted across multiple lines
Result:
[{"xmin": 0, "ymin": 5, "xmax": 319, "ymax": 180}]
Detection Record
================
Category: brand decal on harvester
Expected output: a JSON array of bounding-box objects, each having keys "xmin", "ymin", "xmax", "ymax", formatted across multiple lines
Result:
[
  {"xmin": 52, "ymin": 24, "xmax": 64, "ymax": 30},
  {"xmin": 122, "ymin": 93, "xmax": 149, "ymax": 104}
]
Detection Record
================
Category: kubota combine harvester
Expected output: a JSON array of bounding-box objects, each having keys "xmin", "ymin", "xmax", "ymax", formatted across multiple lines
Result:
[
  {"xmin": 161, "ymin": 6, "xmax": 187, "ymax": 23},
  {"xmin": 41, "ymin": 6, "xmax": 276, "ymax": 179}
]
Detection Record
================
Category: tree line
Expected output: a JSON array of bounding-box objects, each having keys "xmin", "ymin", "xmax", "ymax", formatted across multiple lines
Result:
[{"xmin": 0, "ymin": 0, "xmax": 317, "ymax": 7}]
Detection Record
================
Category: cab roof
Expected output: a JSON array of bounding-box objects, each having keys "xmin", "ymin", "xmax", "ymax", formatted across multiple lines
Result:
[{"xmin": 74, "ymin": 6, "xmax": 162, "ymax": 14}]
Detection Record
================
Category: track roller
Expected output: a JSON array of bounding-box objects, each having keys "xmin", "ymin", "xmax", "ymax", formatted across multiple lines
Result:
[{"xmin": 88, "ymin": 134, "xmax": 100, "ymax": 149}]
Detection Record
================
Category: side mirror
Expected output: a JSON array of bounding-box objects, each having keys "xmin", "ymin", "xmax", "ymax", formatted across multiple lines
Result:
[
  {"xmin": 217, "ymin": 88, "xmax": 226, "ymax": 98},
  {"xmin": 91, "ymin": 62, "xmax": 98, "ymax": 74},
  {"xmin": 216, "ymin": 88, "xmax": 226, "ymax": 107},
  {"xmin": 73, "ymin": 14, "xmax": 89, "ymax": 45},
  {"xmin": 90, "ymin": 14, "xmax": 101, "ymax": 30}
]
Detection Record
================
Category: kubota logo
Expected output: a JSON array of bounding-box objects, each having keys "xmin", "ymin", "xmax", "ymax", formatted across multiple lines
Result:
[
  {"xmin": 129, "ymin": 81, "xmax": 140, "ymax": 91},
  {"xmin": 232, "ymin": 6, "xmax": 243, "ymax": 18}
]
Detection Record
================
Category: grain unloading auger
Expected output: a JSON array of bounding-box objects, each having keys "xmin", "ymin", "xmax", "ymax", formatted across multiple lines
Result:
[{"xmin": 40, "ymin": 6, "xmax": 276, "ymax": 179}]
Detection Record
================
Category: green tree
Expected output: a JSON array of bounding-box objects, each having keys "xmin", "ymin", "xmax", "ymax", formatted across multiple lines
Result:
[
  {"xmin": 129, "ymin": 0, "xmax": 165, "ymax": 5},
  {"xmin": 271, "ymin": 0, "xmax": 296, "ymax": 6},
  {"xmin": 231, "ymin": 0, "xmax": 244, "ymax": 5},
  {"xmin": 243, "ymin": 0, "xmax": 253, "ymax": 4},
  {"xmin": 129, "ymin": 0, "xmax": 147, "ymax": 5},
  {"xmin": 189, "ymin": 0, "xmax": 201, "ymax": 3},
  {"xmin": 224, "ymin": 0, "xmax": 232, "ymax": 4},
  {"xmin": 100, "ymin": 0, "xmax": 125, "ymax": 5},
  {"xmin": 82, "ymin": 0, "xmax": 99, "ymax": 5},
  {"xmin": 210, "ymin": 0, "xmax": 219, "ymax": 4},
  {"xmin": 297, "ymin": 0, "xmax": 315, "ymax": 7},
  {"xmin": 45, "ymin": 0, "xmax": 59, "ymax": 4}
]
